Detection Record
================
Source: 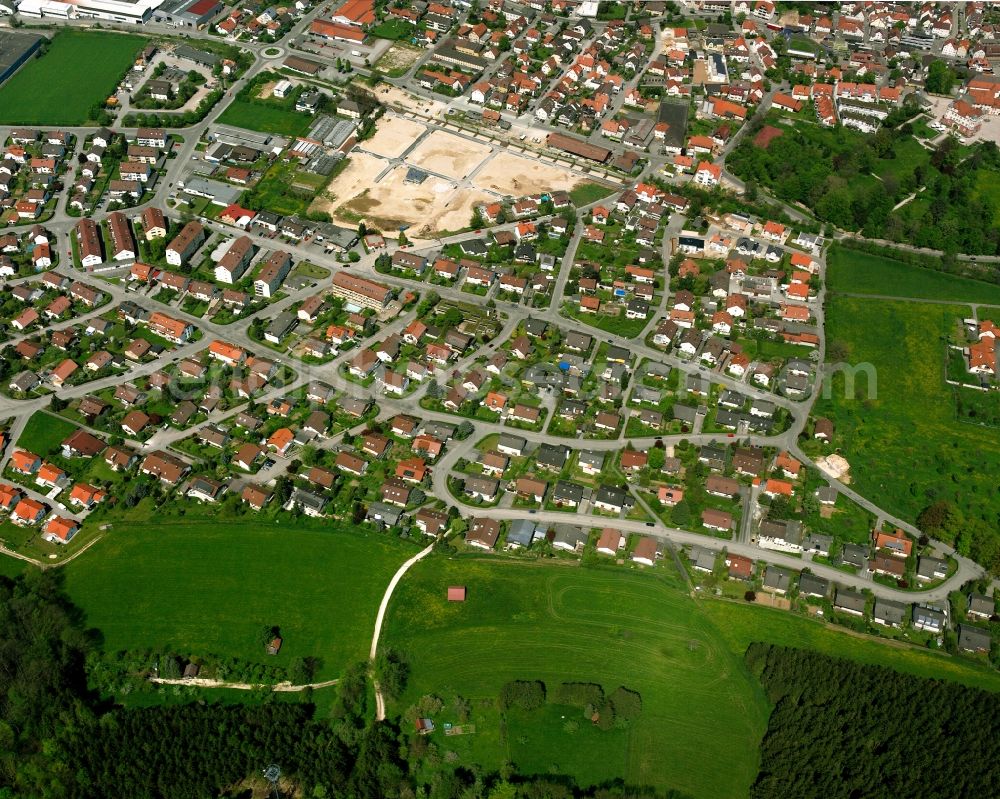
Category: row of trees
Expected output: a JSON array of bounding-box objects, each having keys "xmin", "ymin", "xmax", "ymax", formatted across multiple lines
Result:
[
  {"xmin": 500, "ymin": 680, "xmax": 642, "ymax": 731},
  {"xmin": 745, "ymin": 643, "xmax": 1000, "ymax": 798}
]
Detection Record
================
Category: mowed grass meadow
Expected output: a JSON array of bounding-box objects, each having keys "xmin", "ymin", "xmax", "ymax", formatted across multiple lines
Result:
[
  {"xmin": 383, "ymin": 558, "xmax": 771, "ymax": 799},
  {"xmin": 63, "ymin": 521, "xmax": 413, "ymax": 680},
  {"xmin": 0, "ymin": 31, "xmax": 148, "ymax": 125},
  {"xmin": 16, "ymin": 410, "xmax": 79, "ymax": 457},
  {"xmin": 815, "ymin": 295, "xmax": 1000, "ymax": 526},
  {"xmin": 826, "ymin": 245, "xmax": 1000, "ymax": 305},
  {"xmin": 216, "ymin": 98, "xmax": 313, "ymax": 137}
]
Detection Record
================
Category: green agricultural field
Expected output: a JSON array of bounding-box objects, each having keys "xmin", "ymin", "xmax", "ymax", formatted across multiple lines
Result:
[
  {"xmin": 815, "ymin": 296, "xmax": 1000, "ymax": 538},
  {"xmin": 382, "ymin": 558, "xmax": 771, "ymax": 798},
  {"xmin": 826, "ymin": 245, "xmax": 1000, "ymax": 304},
  {"xmin": 16, "ymin": 410, "xmax": 79, "ymax": 457},
  {"xmin": 64, "ymin": 521, "xmax": 412, "ymax": 680},
  {"xmin": 0, "ymin": 31, "xmax": 147, "ymax": 125},
  {"xmin": 216, "ymin": 99, "xmax": 313, "ymax": 137}
]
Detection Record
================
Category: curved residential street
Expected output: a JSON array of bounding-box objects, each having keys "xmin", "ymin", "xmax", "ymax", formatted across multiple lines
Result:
[{"xmin": 0, "ymin": 5, "xmax": 993, "ymax": 696}]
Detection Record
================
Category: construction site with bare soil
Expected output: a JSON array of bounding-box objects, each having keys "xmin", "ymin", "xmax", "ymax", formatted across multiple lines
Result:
[{"xmin": 309, "ymin": 112, "xmax": 589, "ymax": 240}]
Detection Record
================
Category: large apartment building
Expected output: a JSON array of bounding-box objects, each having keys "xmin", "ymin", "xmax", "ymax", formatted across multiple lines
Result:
[
  {"xmin": 166, "ymin": 220, "xmax": 205, "ymax": 266},
  {"xmin": 75, "ymin": 218, "xmax": 103, "ymax": 268},
  {"xmin": 215, "ymin": 236, "xmax": 254, "ymax": 284},
  {"xmin": 331, "ymin": 271, "xmax": 392, "ymax": 311},
  {"xmin": 107, "ymin": 211, "xmax": 136, "ymax": 262},
  {"xmin": 253, "ymin": 250, "xmax": 292, "ymax": 297}
]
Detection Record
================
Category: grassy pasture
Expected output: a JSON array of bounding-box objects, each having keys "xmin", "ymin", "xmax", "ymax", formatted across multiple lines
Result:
[
  {"xmin": 815, "ymin": 296, "xmax": 1000, "ymax": 528},
  {"xmin": 216, "ymin": 98, "xmax": 313, "ymax": 137},
  {"xmin": 826, "ymin": 245, "xmax": 1000, "ymax": 305},
  {"xmin": 64, "ymin": 521, "xmax": 411, "ymax": 680},
  {"xmin": 0, "ymin": 31, "xmax": 147, "ymax": 125},
  {"xmin": 382, "ymin": 557, "xmax": 770, "ymax": 798}
]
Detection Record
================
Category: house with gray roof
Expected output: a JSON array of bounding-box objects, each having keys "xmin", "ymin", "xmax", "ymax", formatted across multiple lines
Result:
[
  {"xmin": 916, "ymin": 556, "xmax": 948, "ymax": 583},
  {"xmin": 422, "ymin": 420, "xmax": 456, "ymax": 440},
  {"xmin": 497, "ymin": 433, "xmax": 527, "ymax": 456},
  {"xmin": 834, "ymin": 588, "xmax": 866, "ymax": 616},
  {"xmin": 578, "ymin": 450, "xmax": 605, "ymax": 475},
  {"xmin": 967, "ymin": 593, "xmax": 996, "ymax": 620},
  {"xmin": 797, "ymin": 572, "xmax": 829, "ymax": 599},
  {"xmin": 506, "ymin": 519, "xmax": 543, "ymax": 548},
  {"xmin": 750, "ymin": 399, "xmax": 775, "ymax": 418},
  {"xmin": 550, "ymin": 524, "xmax": 588, "ymax": 552},
  {"xmin": 803, "ymin": 534, "xmax": 833, "ymax": 557},
  {"xmin": 290, "ymin": 488, "xmax": 327, "ymax": 517},
  {"xmin": 464, "ymin": 476, "xmax": 499, "ymax": 502},
  {"xmin": 593, "ymin": 484, "xmax": 628, "ymax": 513},
  {"xmin": 565, "ymin": 330, "xmax": 593, "ymax": 352},
  {"xmin": 691, "ymin": 547, "xmax": 716, "ymax": 573},
  {"xmin": 762, "ymin": 565, "xmax": 792, "ymax": 594},
  {"xmin": 553, "ymin": 480, "xmax": 585, "ymax": 507},
  {"xmin": 366, "ymin": 502, "xmax": 404, "ymax": 527},
  {"xmin": 536, "ymin": 443, "xmax": 569, "ymax": 471},
  {"xmin": 873, "ymin": 599, "xmax": 907, "ymax": 628},
  {"xmin": 913, "ymin": 604, "xmax": 946, "ymax": 633},
  {"xmin": 957, "ymin": 624, "xmax": 992, "ymax": 654},
  {"xmin": 673, "ymin": 404, "xmax": 700, "ymax": 425},
  {"xmin": 839, "ymin": 543, "xmax": 868, "ymax": 569}
]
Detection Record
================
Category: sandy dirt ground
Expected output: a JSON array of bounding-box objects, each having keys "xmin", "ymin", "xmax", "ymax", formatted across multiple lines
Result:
[
  {"xmin": 361, "ymin": 115, "xmax": 428, "ymax": 159},
  {"xmin": 374, "ymin": 43, "xmax": 425, "ymax": 75},
  {"xmin": 377, "ymin": 85, "xmax": 448, "ymax": 117},
  {"xmin": 472, "ymin": 150, "xmax": 584, "ymax": 196},
  {"xmin": 311, "ymin": 158, "xmax": 492, "ymax": 238},
  {"xmin": 405, "ymin": 130, "xmax": 494, "ymax": 180}
]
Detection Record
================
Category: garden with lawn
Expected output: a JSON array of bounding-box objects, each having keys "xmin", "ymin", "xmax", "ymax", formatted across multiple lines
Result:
[
  {"xmin": 0, "ymin": 31, "xmax": 148, "ymax": 125},
  {"xmin": 568, "ymin": 182, "xmax": 617, "ymax": 207},
  {"xmin": 216, "ymin": 72, "xmax": 315, "ymax": 137}
]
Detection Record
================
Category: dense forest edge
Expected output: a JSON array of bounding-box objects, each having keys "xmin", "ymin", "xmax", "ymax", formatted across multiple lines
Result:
[{"xmin": 746, "ymin": 643, "xmax": 1000, "ymax": 799}]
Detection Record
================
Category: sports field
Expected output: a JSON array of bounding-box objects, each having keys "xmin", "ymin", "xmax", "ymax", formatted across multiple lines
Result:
[
  {"xmin": 826, "ymin": 245, "xmax": 1000, "ymax": 305},
  {"xmin": 0, "ymin": 31, "xmax": 147, "ymax": 125},
  {"xmin": 64, "ymin": 521, "xmax": 412, "ymax": 680},
  {"xmin": 382, "ymin": 558, "xmax": 770, "ymax": 798}
]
